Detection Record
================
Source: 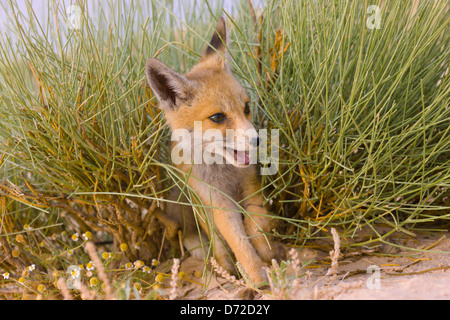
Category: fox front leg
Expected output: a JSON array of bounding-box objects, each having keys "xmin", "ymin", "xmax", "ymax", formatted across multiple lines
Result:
[
  {"xmin": 241, "ymin": 170, "xmax": 286, "ymax": 263},
  {"xmin": 191, "ymin": 182, "xmax": 268, "ymax": 285},
  {"xmin": 212, "ymin": 204, "xmax": 268, "ymax": 285}
]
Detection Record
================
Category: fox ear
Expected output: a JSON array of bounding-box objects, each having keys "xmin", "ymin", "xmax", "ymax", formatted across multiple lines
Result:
[
  {"xmin": 205, "ymin": 16, "xmax": 227, "ymax": 56},
  {"xmin": 145, "ymin": 58, "xmax": 196, "ymax": 110},
  {"xmin": 202, "ymin": 17, "xmax": 230, "ymax": 70}
]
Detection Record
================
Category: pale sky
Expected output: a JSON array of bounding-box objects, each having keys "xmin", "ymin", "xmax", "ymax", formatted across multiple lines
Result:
[{"xmin": 0, "ymin": 0, "xmax": 266, "ymax": 34}]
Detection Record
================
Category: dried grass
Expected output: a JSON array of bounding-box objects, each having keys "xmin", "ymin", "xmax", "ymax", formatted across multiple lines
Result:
[
  {"xmin": 210, "ymin": 257, "xmax": 245, "ymax": 286},
  {"xmin": 169, "ymin": 258, "xmax": 180, "ymax": 300},
  {"xmin": 326, "ymin": 228, "xmax": 341, "ymax": 282},
  {"xmin": 85, "ymin": 241, "xmax": 113, "ymax": 300},
  {"xmin": 57, "ymin": 278, "xmax": 73, "ymax": 301}
]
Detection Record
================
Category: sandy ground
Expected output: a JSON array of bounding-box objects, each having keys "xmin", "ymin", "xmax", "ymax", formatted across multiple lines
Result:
[{"xmin": 160, "ymin": 229, "xmax": 450, "ymax": 300}]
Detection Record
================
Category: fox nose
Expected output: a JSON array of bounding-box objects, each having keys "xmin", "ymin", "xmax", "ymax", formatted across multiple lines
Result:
[{"xmin": 250, "ymin": 136, "xmax": 260, "ymax": 148}]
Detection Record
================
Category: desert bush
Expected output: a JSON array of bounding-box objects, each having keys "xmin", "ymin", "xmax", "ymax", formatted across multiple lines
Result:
[{"xmin": 236, "ymin": 0, "xmax": 449, "ymax": 245}]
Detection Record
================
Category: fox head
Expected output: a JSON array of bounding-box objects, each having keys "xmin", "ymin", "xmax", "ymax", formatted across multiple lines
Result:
[{"xmin": 145, "ymin": 17, "xmax": 259, "ymax": 167}]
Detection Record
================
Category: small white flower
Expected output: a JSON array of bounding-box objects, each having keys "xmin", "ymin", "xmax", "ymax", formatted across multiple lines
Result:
[
  {"xmin": 86, "ymin": 261, "xmax": 95, "ymax": 271},
  {"xmin": 2, "ymin": 272, "xmax": 9, "ymax": 279},
  {"xmin": 82, "ymin": 231, "xmax": 92, "ymax": 241},
  {"xmin": 142, "ymin": 266, "xmax": 151, "ymax": 273},
  {"xmin": 101, "ymin": 252, "xmax": 112, "ymax": 260},
  {"xmin": 71, "ymin": 269, "xmax": 80, "ymax": 279},
  {"xmin": 26, "ymin": 264, "xmax": 36, "ymax": 272},
  {"xmin": 134, "ymin": 260, "xmax": 144, "ymax": 269},
  {"xmin": 71, "ymin": 233, "xmax": 79, "ymax": 241}
]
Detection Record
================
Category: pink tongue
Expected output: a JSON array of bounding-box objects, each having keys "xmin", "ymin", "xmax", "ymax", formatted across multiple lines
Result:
[{"xmin": 234, "ymin": 150, "xmax": 249, "ymax": 165}]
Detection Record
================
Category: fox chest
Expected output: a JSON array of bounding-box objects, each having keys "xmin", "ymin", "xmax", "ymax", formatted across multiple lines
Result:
[{"xmin": 184, "ymin": 162, "xmax": 252, "ymax": 202}]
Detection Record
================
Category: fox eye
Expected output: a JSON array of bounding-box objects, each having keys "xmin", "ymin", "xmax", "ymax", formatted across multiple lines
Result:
[
  {"xmin": 244, "ymin": 102, "xmax": 251, "ymax": 115},
  {"xmin": 209, "ymin": 113, "xmax": 226, "ymax": 124}
]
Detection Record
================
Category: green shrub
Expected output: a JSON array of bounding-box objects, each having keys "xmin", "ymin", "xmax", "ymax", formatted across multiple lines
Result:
[{"xmin": 236, "ymin": 0, "xmax": 449, "ymax": 245}]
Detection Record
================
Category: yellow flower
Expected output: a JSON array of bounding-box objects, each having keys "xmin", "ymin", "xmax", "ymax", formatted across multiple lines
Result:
[
  {"xmin": 18, "ymin": 277, "xmax": 25, "ymax": 284},
  {"xmin": 142, "ymin": 266, "xmax": 151, "ymax": 273},
  {"xmin": 67, "ymin": 249, "xmax": 74, "ymax": 256},
  {"xmin": 178, "ymin": 271, "xmax": 186, "ymax": 279},
  {"xmin": 119, "ymin": 243, "xmax": 128, "ymax": 252},
  {"xmin": 152, "ymin": 259, "xmax": 159, "ymax": 267},
  {"xmin": 37, "ymin": 284, "xmax": 46, "ymax": 292},
  {"xmin": 102, "ymin": 252, "xmax": 112, "ymax": 260},
  {"xmin": 124, "ymin": 262, "xmax": 133, "ymax": 269},
  {"xmin": 155, "ymin": 273, "xmax": 165, "ymax": 283},
  {"xmin": 82, "ymin": 231, "xmax": 92, "ymax": 240},
  {"xmin": 71, "ymin": 269, "xmax": 80, "ymax": 279},
  {"xmin": 23, "ymin": 224, "xmax": 31, "ymax": 231},
  {"xmin": 26, "ymin": 264, "xmax": 36, "ymax": 272},
  {"xmin": 134, "ymin": 283, "xmax": 142, "ymax": 292},
  {"xmin": 71, "ymin": 233, "xmax": 79, "ymax": 241},
  {"xmin": 12, "ymin": 250, "xmax": 20, "ymax": 257},
  {"xmin": 86, "ymin": 261, "xmax": 95, "ymax": 271},
  {"xmin": 15, "ymin": 234, "xmax": 25, "ymax": 243},
  {"xmin": 134, "ymin": 260, "xmax": 144, "ymax": 269},
  {"xmin": 89, "ymin": 277, "xmax": 99, "ymax": 286}
]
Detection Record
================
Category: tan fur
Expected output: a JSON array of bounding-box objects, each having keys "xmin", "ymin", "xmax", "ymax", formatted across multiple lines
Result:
[{"xmin": 146, "ymin": 17, "xmax": 285, "ymax": 285}]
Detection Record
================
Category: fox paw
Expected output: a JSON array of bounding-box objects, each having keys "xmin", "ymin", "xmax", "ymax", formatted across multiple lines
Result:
[
  {"xmin": 270, "ymin": 241, "xmax": 287, "ymax": 262},
  {"xmin": 257, "ymin": 241, "xmax": 286, "ymax": 263}
]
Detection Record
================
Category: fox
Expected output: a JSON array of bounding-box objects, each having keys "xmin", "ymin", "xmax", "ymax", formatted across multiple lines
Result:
[{"xmin": 145, "ymin": 17, "xmax": 285, "ymax": 285}]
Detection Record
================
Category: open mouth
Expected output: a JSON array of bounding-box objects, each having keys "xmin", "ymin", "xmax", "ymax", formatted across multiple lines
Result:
[
  {"xmin": 215, "ymin": 144, "xmax": 252, "ymax": 168},
  {"xmin": 233, "ymin": 149, "xmax": 250, "ymax": 166}
]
